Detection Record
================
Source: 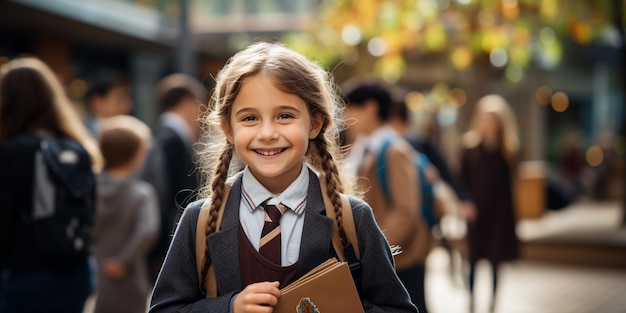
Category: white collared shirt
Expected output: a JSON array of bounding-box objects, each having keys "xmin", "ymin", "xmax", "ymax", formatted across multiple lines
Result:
[{"xmin": 240, "ymin": 164, "xmax": 308, "ymax": 266}]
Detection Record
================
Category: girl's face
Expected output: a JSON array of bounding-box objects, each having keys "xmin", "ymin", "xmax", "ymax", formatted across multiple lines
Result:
[{"xmin": 223, "ymin": 74, "xmax": 322, "ymax": 193}]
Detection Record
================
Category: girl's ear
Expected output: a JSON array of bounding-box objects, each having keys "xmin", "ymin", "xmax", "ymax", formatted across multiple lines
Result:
[
  {"xmin": 220, "ymin": 121, "xmax": 234, "ymax": 143},
  {"xmin": 309, "ymin": 113, "xmax": 324, "ymax": 139}
]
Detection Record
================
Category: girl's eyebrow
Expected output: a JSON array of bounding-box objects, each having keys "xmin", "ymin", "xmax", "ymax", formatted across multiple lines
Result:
[
  {"xmin": 234, "ymin": 107, "xmax": 255, "ymax": 115},
  {"xmin": 234, "ymin": 104, "xmax": 302, "ymax": 115},
  {"xmin": 275, "ymin": 105, "xmax": 301, "ymax": 112}
]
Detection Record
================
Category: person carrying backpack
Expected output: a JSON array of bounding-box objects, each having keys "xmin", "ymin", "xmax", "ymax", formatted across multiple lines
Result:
[
  {"xmin": 149, "ymin": 42, "xmax": 416, "ymax": 313},
  {"xmin": 343, "ymin": 78, "xmax": 433, "ymax": 313},
  {"xmin": 0, "ymin": 57, "xmax": 103, "ymax": 313}
]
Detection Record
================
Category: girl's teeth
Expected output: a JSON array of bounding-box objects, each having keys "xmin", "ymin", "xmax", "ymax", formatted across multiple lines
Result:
[{"xmin": 259, "ymin": 150, "xmax": 281, "ymax": 156}]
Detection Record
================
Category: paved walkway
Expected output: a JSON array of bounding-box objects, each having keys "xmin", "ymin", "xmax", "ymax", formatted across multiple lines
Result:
[
  {"xmin": 426, "ymin": 247, "xmax": 626, "ymax": 313},
  {"xmin": 428, "ymin": 200, "xmax": 626, "ymax": 313}
]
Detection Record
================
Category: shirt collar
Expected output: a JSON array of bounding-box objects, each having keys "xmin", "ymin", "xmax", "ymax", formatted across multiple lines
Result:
[
  {"xmin": 365, "ymin": 124, "xmax": 400, "ymax": 154},
  {"xmin": 241, "ymin": 163, "xmax": 308, "ymax": 214}
]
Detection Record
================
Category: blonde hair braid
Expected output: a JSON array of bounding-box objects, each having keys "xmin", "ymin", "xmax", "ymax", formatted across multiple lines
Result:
[
  {"xmin": 313, "ymin": 137, "xmax": 349, "ymax": 245},
  {"xmin": 199, "ymin": 143, "xmax": 233, "ymax": 292}
]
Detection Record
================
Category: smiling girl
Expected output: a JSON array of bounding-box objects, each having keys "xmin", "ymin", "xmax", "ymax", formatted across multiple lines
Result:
[{"xmin": 148, "ymin": 42, "xmax": 416, "ymax": 313}]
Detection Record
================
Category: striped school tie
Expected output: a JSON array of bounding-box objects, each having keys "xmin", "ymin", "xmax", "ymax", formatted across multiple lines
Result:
[{"xmin": 259, "ymin": 200, "xmax": 286, "ymax": 264}]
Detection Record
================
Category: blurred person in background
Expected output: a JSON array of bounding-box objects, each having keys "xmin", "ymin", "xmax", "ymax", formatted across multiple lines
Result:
[
  {"xmin": 388, "ymin": 93, "xmax": 475, "ymax": 216},
  {"xmin": 389, "ymin": 95, "xmax": 476, "ymax": 284},
  {"xmin": 93, "ymin": 115, "xmax": 159, "ymax": 313},
  {"xmin": 343, "ymin": 79, "xmax": 431, "ymax": 313},
  {"xmin": 0, "ymin": 57, "xmax": 103, "ymax": 313},
  {"xmin": 84, "ymin": 71, "xmax": 132, "ymax": 136},
  {"xmin": 459, "ymin": 94, "xmax": 520, "ymax": 313},
  {"xmin": 140, "ymin": 73, "xmax": 204, "ymax": 283}
]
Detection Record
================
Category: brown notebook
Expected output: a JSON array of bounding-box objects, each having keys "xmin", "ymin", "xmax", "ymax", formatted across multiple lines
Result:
[{"xmin": 274, "ymin": 258, "xmax": 364, "ymax": 313}]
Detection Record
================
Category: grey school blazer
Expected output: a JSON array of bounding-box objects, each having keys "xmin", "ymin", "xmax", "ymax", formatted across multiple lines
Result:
[{"xmin": 149, "ymin": 169, "xmax": 417, "ymax": 313}]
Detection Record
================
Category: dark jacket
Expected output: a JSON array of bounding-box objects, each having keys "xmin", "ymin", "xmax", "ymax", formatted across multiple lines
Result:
[
  {"xmin": 461, "ymin": 144, "xmax": 519, "ymax": 263},
  {"xmin": 149, "ymin": 169, "xmax": 417, "ymax": 313},
  {"xmin": 142, "ymin": 126, "xmax": 199, "ymax": 261},
  {"xmin": 0, "ymin": 136, "xmax": 41, "ymax": 268}
]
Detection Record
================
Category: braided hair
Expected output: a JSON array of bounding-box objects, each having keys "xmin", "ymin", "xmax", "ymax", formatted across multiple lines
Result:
[{"xmin": 195, "ymin": 42, "xmax": 355, "ymax": 292}]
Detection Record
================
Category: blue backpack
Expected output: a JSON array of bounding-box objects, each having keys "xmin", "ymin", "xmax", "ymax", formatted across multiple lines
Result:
[{"xmin": 377, "ymin": 138, "xmax": 439, "ymax": 229}]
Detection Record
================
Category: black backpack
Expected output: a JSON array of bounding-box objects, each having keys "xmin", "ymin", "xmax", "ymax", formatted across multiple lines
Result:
[{"xmin": 16, "ymin": 134, "xmax": 96, "ymax": 264}]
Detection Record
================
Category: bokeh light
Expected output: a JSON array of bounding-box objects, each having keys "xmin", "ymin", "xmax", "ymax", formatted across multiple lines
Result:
[
  {"xmin": 586, "ymin": 145, "xmax": 604, "ymax": 167},
  {"xmin": 341, "ymin": 25, "xmax": 362, "ymax": 46},
  {"xmin": 536, "ymin": 86, "xmax": 553, "ymax": 105},
  {"xmin": 450, "ymin": 46, "xmax": 473, "ymax": 70},
  {"xmin": 368, "ymin": 37, "xmax": 387, "ymax": 57},
  {"xmin": 405, "ymin": 91, "xmax": 425, "ymax": 112},
  {"xmin": 551, "ymin": 91, "xmax": 569, "ymax": 112},
  {"xmin": 449, "ymin": 88, "xmax": 467, "ymax": 108},
  {"xmin": 490, "ymin": 47, "xmax": 508, "ymax": 67},
  {"xmin": 424, "ymin": 22, "xmax": 447, "ymax": 52}
]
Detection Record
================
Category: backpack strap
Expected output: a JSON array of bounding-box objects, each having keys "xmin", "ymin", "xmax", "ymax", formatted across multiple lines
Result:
[
  {"xmin": 195, "ymin": 184, "xmax": 231, "ymax": 298},
  {"xmin": 376, "ymin": 138, "xmax": 394, "ymax": 203},
  {"xmin": 195, "ymin": 175, "xmax": 361, "ymax": 298},
  {"xmin": 319, "ymin": 174, "xmax": 362, "ymax": 296}
]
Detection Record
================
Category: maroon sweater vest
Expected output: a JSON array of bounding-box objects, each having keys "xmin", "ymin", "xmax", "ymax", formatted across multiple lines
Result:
[{"xmin": 238, "ymin": 224, "xmax": 298, "ymax": 288}]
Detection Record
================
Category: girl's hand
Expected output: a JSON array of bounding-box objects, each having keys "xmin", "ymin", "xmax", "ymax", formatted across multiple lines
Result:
[{"xmin": 233, "ymin": 281, "xmax": 281, "ymax": 313}]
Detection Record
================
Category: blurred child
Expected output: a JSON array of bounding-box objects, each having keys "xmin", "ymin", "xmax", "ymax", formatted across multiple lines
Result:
[
  {"xmin": 94, "ymin": 115, "xmax": 160, "ymax": 313},
  {"xmin": 149, "ymin": 42, "xmax": 416, "ymax": 312}
]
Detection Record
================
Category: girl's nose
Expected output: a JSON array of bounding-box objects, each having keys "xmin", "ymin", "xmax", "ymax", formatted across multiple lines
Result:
[{"xmin": 257, "ymin": 121, "xmax": 279, "ymax": 140}]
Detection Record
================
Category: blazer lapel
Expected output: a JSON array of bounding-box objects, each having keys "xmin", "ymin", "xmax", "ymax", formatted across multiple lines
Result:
[
  {"xmin": 208, "ymin": 175, "xmax": 244, "ymax": 294},
  {"xmin": 296, "ymin": 170, "xmax": 334, "ymax": 277}
]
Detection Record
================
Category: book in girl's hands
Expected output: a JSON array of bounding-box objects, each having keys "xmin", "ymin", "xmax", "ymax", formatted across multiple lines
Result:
[{"xmin": 274, "ymin": 258, "xmax": 364, "ymax": 313}]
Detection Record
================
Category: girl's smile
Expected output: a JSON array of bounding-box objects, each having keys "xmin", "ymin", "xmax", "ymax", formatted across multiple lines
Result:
[{"xmin": 254, "ymin": 148, "xmax": 286, "ymax": 157}]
